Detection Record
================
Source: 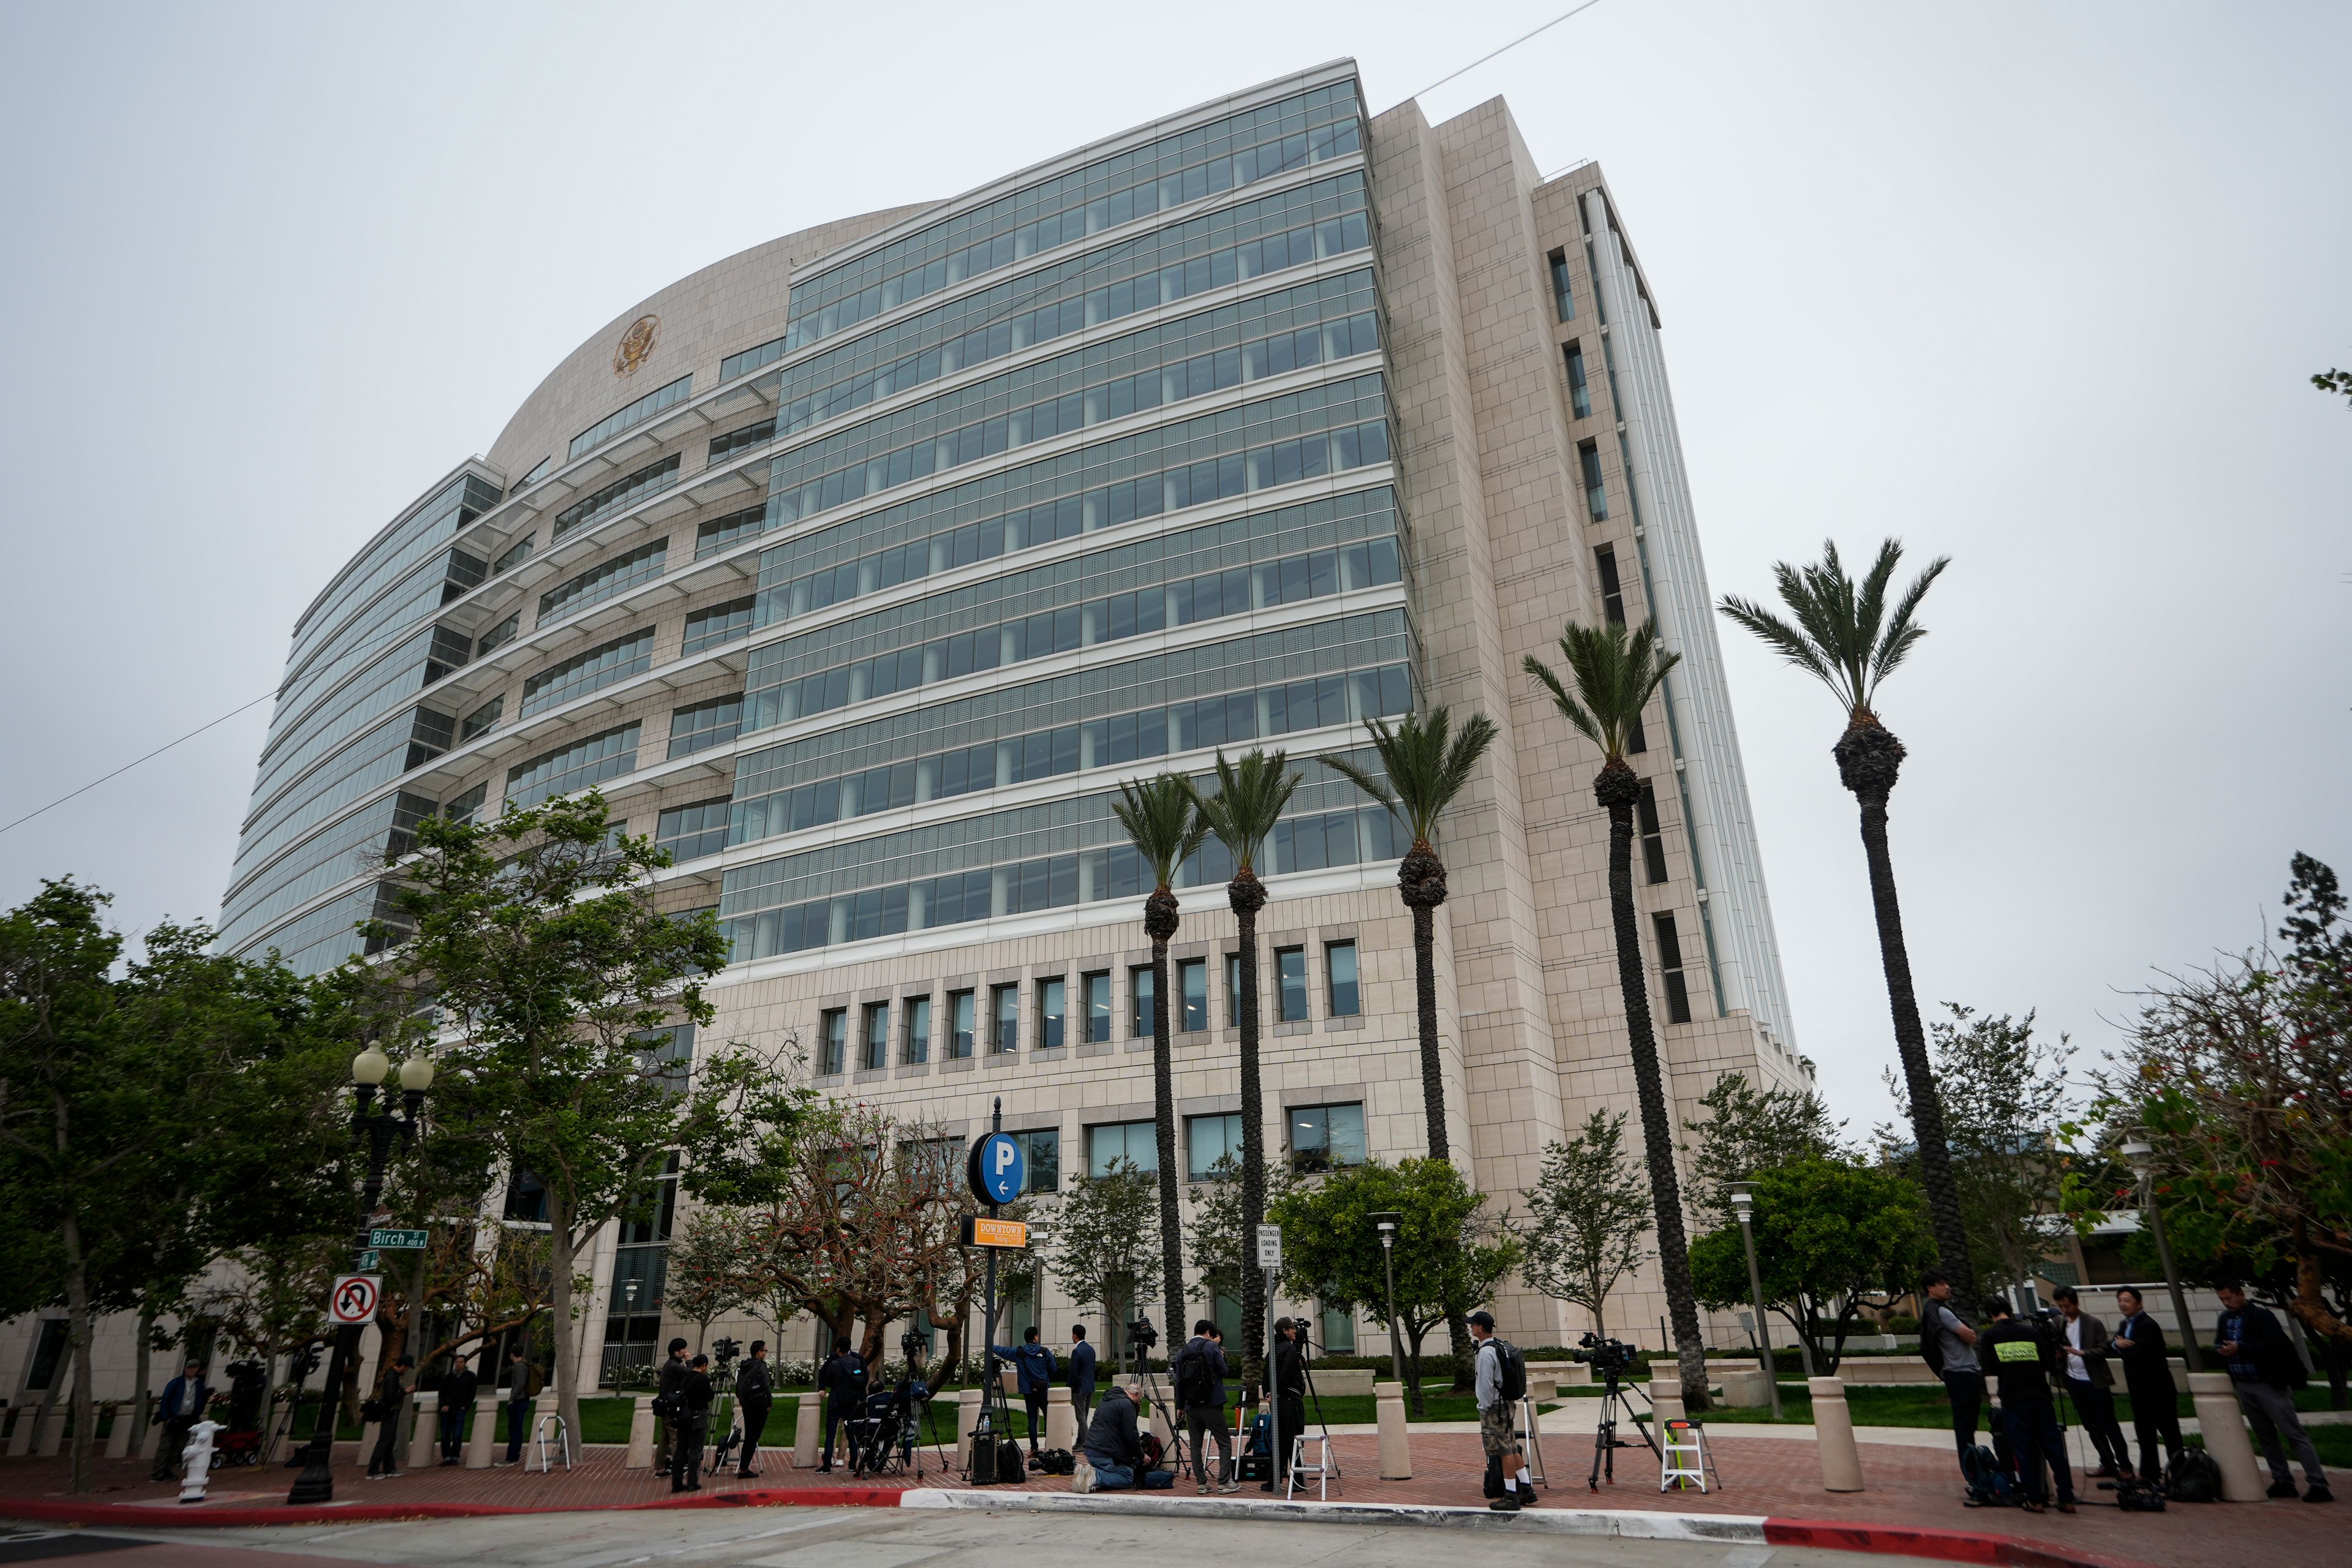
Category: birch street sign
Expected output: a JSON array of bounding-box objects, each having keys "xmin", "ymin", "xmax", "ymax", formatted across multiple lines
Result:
[
  {"xmin": 368, "ymin": 1228, "xmax": 428, "ymax": 1250},
  {"xmin": 960, "ymin": 1215, "xmax": 1031, "ymax": 1250},
  {"xmin": 1256, "ymin": 1224, "xmax": 1284, "ymax": 1269},
  {"xmin": 328, "ymin": 1275, "xmax": 382, "ymax": 1325}
]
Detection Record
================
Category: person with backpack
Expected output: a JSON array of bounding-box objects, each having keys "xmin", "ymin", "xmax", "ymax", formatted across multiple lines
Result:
[
  {"xmin": 2213, "ymin": 1283, "xmax": 2331, "ymax": 1502},
  {"xmin": 1978, "ymin": 1300, "xmax": 2074, "ymax": 1514},
  {"xmin": 989, "ymin": 1324, "xmax": 1058, "ymax": 1456},
  {"xmin": 1918, "ymin": 1270, "xmax": 1985, "ymax": 1476},
  {"xmin": 1469, "ymin": 1310, "xmax": 1533, "ymax": 1512},
  {"xmin": 2108, "ymin": 1287, "xmax": 2182, "ymax": 1483},
  {"xmin": 816, "ymin": 1336, "xmax": 867, "ymax": 1473},
  {"xmin": 1170, "ymin": 1319, "xmax": 1235, "ymax": 1494}
]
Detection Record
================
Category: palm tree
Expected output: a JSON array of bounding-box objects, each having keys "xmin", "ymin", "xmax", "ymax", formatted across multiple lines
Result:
[
  {"xmin": 1324, "ymin": 707, "xmax": 1499, "ymax": 1392},
  {"xmin": 1523, "ymin": 619, "xmax": 1710, "ymax": 1410},
  {"xmin": 1110, "ymin": 774, "xmax": 1210, "ymax": 1340},
  {"xmin": 1717, "ymin": 538, "xmax": 1975, "ymax": 1313},
  {"xmin": 1186, "ymin": 747, "xmax": 1300, "ymax": 1388}
]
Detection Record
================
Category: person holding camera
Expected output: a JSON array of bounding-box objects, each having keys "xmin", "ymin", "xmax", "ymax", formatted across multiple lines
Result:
[
  {"xmin": 2213, "ymin": 1283, "xmax": 2331, "ymax": 1502},
  {"xmin": 669, "ymin": 1353, "xmax": 713, "ymax": 1493},
  {"xmin": 989, "ymin": 1324, "xmax": 1058, "ymax": 1457},
  {"xmin": 1918, "ymin": 1271, "xmax": 1984, "ymax": 1470},
  {"xmin": 1978, "ymin": 1301, "xmax": 2075, "ymax": 1513},
  {"xmin": 734, "ymin": 1341, "xmax": 772, "ymax": 1477},
  {"xmin": 2050, "ymin": 1287, "xmax": 2128, "ymax": 1477},
  {"xmin": 1270, "ymin": 1317, "xmax": 1308, "ymax": 1492},
  {"xmin": 1171, "ymin": 1320, "xmax": 1236, "ymax": 1493},
  {"xmin": 1069, "ymin": 1324, "xmax": 1097, "ymax": 1436},
  {"xmin": 2108, "ymin": 1287, "xmax": 2182, "ymax": 1482}
]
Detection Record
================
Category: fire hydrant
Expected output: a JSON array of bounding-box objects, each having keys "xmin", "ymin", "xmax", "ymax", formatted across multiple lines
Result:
[{"xmin": 179, "ymin": 1419, "xmax": 224, "ymax": 1503}]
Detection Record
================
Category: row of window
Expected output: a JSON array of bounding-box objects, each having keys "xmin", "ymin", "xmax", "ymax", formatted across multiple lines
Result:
[
  {"xmin": 817, "ymin": 940, "xmax": 1360, "ymax": 1076},
  {"xmin": 782, "ymin": 83, "xmax": 1362, "ymax": 345},
  {"xmin": 552, "ymin": 454, "xmax": 680, "ymax": 541},
  {"xmin": 568, "ymin": 374, "xmax": 692, "ymax": 461},
  {"xmin": 538, "ymin": 538, "xmax": 668, "ymax": 625}
]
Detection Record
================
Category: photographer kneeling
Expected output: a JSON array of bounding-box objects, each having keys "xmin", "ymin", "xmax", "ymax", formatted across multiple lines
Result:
[{"xmin": 1070, "ymin": 1381, "xmax": 1174, "ymax": 1493}]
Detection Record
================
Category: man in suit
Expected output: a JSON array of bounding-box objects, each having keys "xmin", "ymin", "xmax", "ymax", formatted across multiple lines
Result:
[
  {"xmin": 2109, "ymin": 1286, "xmax": 2182, "ymax": 1481},
  {"xmin": 2051, "ymin": 1287, "xmax": 2128, "ymax": 1477},
  {"xmin": 1068, "ymin": 1324, "xmax": 1098, "ymax": 1437},
  {"xmin": 734, "ymin": 1341, "xmax": 773, "ymax": 1477},
  {"xmin": 816, "ymin": 1336, "xmax": 867, "ymax": 1472},
  {"xmin": 652, "ymin": 1338, "xmax": 688, "ymax": 1471},
  {"xmin": 435, "ymin": 1354, "xmax": 479, "ymax": 1466},
  {"xmin": 150, "ymin": 1360, "xmax": 209, "ymax": 1482}
]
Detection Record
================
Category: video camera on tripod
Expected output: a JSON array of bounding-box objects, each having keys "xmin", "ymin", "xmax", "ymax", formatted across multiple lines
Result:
[
  {"xmin": 1126, "ymin": 1314, "xmax": 1159, "ymax": 1355},
  {"xmin": 709, "ymin": 1336, "xmax": 741, "ymax": 1368},
  {"xmin": 1576, "ymin": 1332, "xmax": 1640, "ymax": 1382}
]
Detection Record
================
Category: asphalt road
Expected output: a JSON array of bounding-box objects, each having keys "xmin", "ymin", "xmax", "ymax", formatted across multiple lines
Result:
[{"xmin": 0, "ymin": 1510, "xmax": 1964, "ymax": 1568}]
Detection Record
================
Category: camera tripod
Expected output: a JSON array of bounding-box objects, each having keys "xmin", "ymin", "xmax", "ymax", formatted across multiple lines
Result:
[
  {"xmin": 1125, "ymin": 1317, "xmax": 1187, "ymax": 1473},
  {"xmin": 1586, "ymin": 1364, "xmax": 1660, "ymax": 1491}
]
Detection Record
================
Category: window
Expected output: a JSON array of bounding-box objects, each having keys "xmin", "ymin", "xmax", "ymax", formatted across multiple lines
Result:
[
  {"xmin": 1038, "ymin": 976, "xmax": 1067, "ymax": 1049},
  {"xmin": 709, "ymin": 417, "xmax": 777, "ymax": 466},
  {"xmin": 1178, "ymin": 959, "xmax": 1208, "ymax": 1031},
  {"xmin": 656, "ymin": 797, "xmax": 731, "ymax": 863},
  {"xmin": 1319, "ymin": 1302, "xmax": 1356, "ymax": 1355},
  {"xmin": 461, "ymin": 695, "xmax": 502, "ymax": 741},
  {"xmin": 1325, "ymin": 940, "xmax": 1360, "ymax": 1017},
  {"xmin": 820, "ymin": 1008, "xmax": 848, "ymax": 1075},
  {"xmin": 1014, "ymin": 1128, "xmax": 1061, "ymax": 1193},
  {"xmin": 1188, "ymin": 1112, "xmax": 1243, "ymax": 1180},
  {"xmin": 1088, "ymin": 1119, "xmax": 1158, "ymax": 1176},
  {"xmin": 1549, "ymin": 249, "xmax": 1575, "ymax": 322},
  {"xmin": 1579, "ymin": 440, "xmax": 1608, "ymax": 521},
  {"xmin": 1564, "ymin": 342, "xmax": 1591, "ymax": 420},
  {"xmin": 1290, "ymin": 1102, "xmax": 1366, "ymax": 1174},
  {"xmin": 552, "ymin": 454, "xmax": 680, "ymax": 540},
  {"xmin": 521, "ymin": 628, "xmax": 654, "ymax": 717},
  {"xmin": 634, "ymin": 1023, "xmax": 693, "ymax": 1096},
  {"xmin": 1637, "ymin": 780, "xmax": 1668, "ymax": 884},
  {"xmin": 696, "ymin": 503, "xmax": 767, "ymax": 560},
  {"xmin": 492, "ymin": 533, "xmax": 535, "ymax": 575},
  {"xmin": 949, "ymin": 989, "xmax": 976, "ymax": 1058},
  {"xmin": 1084, "ymin": 971, "xmax": 1111, "ymax": 1043},
  {"xmin": 539, "ymin": 540, "xmax": 668, "ymax": 624},
  {"xmin": 569, "ymin": 374, "xmax": 692, "ymax": 461},
  {"xmin": 476, "ymin": 611, "xmax": 521, "ymax": 655},
  {"xmin": 505, "ymin": 723, "xmax": 639, "ymax": 808},
  {"xmin": 669, "ymin": 695, "xmax": 743, "ymax": 759},
  {"xmin": 23, "ymin": 1319, "xmax": 68, "ymax": 1391},
  {"xmin": 683, "ymin": 596, "xmax": 757, "ymax": 655},
  {"xmin": 1593, "ymin": 544, "xmax": 1626, "ymax": 625},
  {"xmin": 990, "ymin": 982, "xmax": 1019, "ymax": 1053},
  {"xmin": 1226, "ymin": 953, "xmax": 1243, "ymax": 1027},
  {"xmin": 1275, "ymin": 946, "xmax": 1309, "ymax": 1022},
  {"xmin": 1130, "ymin": 964, "xmax": 1156, "ymax": 1036},
  {"xmin": 898, "ymin": 994, "xmax": 930, "ymax": 1064},
  {"xmin": 862, "ymin": 1003, "xmax": 890, "ymax": 1071},
  {"xmin": 1654, "ymin": 911, "xmax": 1693, "ymax": 1025}
]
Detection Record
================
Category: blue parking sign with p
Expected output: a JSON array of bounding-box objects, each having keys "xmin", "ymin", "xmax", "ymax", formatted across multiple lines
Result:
[{"xmin": 968, "ymin": 1131, "xmax": 1025, "ymax": 1205}]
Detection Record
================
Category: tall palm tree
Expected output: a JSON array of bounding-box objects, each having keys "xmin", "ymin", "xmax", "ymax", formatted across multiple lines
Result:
[
  {"xmin": 1187, "ymin": 747, "xmax": 1300, "ymax": 1388},
  {"xmin": 1717, "ymin": 538, "xmax": 1975, "ymax": 1313},
  {"xmin": 1523, "ymin": 619, "xmax": 1709, "ymax": 1410},
  {"xmin": 1321, "ymin": 707, "xmax": 1499, "ymax": 1164},
  {"xmin": 1111, "ymin": 774, "xmax": 1210, "ymax": 1338}
]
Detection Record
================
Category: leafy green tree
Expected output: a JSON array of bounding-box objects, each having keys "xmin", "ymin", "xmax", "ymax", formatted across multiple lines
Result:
[
  {"xmin": 1524, "ymin": 619, "xmax": 1709, "ymax": 1408},
  {"xmin": 2313, "ymin": 368, "xmax": 2352, "ymax": 408},
  {"xmin": 1680, "ymin": 1072, "xmax": 1844, "ymax": 1228},
  {"xmin": 382, "ymin": 791, "xmax": 817, "ymax": 1452},
  {"xmin": 1047, "ymin": 1159, "xmax": 1160, "ymax": 1358},
  {"xmin": 1686, "ymin": 1158, "xmax": 1936, "ymax": 1373},
  {"xmin": 1187, "ymin": 747, "xmax": 1300, "ymax": 1386},
  {"xmin": 1186, "ymin": 1151, "xmax": 1292, "ymax": 1325},
  {"xmin": 1321, "ymin": 707, "xmax": 1498, "ymax": 1163},
  {"xmin": 1267, "ymin": 1158, "xmax": 1518, "ymax": 1415},
  {"xmin": 1110, "ymin": 774, "xmax": 1208, "ymax": 1358},
  {"xmin": 1510, "ymin": 1109, "xmax": 1651, "ymax": 1339},
  {"xmin": 1718, "ymin": 538, "xmax": 1973, "ymax": 1316}
]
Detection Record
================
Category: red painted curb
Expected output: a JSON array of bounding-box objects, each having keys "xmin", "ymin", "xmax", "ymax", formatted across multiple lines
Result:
[
  {"xmin": 1765, "ymin": 1517, "xmax": 2157, "ymax": 1568},
  {"xmin": 0, "ymin": 1487, "xmax": 905, "ymax": 1530}
]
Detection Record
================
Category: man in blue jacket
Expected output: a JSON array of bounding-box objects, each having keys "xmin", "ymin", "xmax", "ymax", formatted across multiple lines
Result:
[
  {"xmin": 150, "ymin": 1360, "xmax": 209, "ymax": 1481},
  {"xmin": 991, "ymin": 1325, "xmax": 1057, "ymax": 1455},
  {"xmin": 1068, "ymin": 1324, "xmax": 1098, "ymax": 1436},
  {"xmin": 2214, "ymin": 1284, "xmax": 2331, "ymax": 1502}
]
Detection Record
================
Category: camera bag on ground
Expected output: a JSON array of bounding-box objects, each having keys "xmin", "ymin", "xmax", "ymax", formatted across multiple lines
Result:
[
  {"xmin": 1959, "ymin": 1443, "xmax": 2019, "ymax": 1506},
  {"xmin": 2165, "ymin": 1449, "xmax": 2221, "ymax": 1503},
  {"xmin": 1030, "ymin": 1447, "xmax": 1076, "ymax": 1476},
  {"xmin": 996, "ymin": 1437, "xmax": 1025, "ymax": 1482},
  {"xmin": 2106, "ymin": 1474, "xmax": 2166, "ymax": 1512},
  {"xmin": 1236, "ymin": 1412, "xmax": 1273, "ymax": 1481},
  {"xmin": 1139, "ymin": 1431, "xmax": 1164, "ymax": 1471}
]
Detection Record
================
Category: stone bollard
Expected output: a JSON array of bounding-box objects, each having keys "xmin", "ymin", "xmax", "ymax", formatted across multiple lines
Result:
[
  {"xmin": 104, "ymin": 1405, "xmax": 133, "ymax": 1459},
  {"xmin": 37, "ymin": 1407, "xmax": 68, "ymax": 1457},
  {"xmin": 625, "ymin": 1395, "xmax": 657, "ymax": 1469},
  {"xmin": 1374, "ymin": 1379, "xmax": 1412, "ymax": 1479},
  {"xmin": 407, "ymin": 1392, "xmax": 438, "ymax": 1470},
  {"xmin": 1046, "ymin": 1385, "xmax": 1077, "ymax": 1450},
  {"xmin": 2187, "ymin": 1372, "xmax": 2266, "ymax": 1502},
  {"xmin": 1808, "ymin": 1376, "xmax": 1864, "ymax": 1492},
  {"xmin": 359, "ymin": 1412, "xmax": 386, "ymax": 1470},
  {"xmin": 4, "ymin": 1407, "xmax": 34, "ymax": 1458},
  {"xmin": 1648, "ymin": 1375, "xmax": 1685, "ymax": 1429},
  {"xmin": 464, "ymin": 1394, "xmax": 499, "ymax": 1469},
  {"xmin": 952, "ymin": 1389, "xmax": 981, "ymax": 1470},
  {"xmin": 1139, "ymin": 1379, "xmax": 1175, "ymax": 1456},
  {"xmin": 798, "ymin": 1393, "xmax": 826, "ymax": 1468},
  {"xmin": 263, "ymin": 1400, "xmax": 293, "ymax": 1465}
]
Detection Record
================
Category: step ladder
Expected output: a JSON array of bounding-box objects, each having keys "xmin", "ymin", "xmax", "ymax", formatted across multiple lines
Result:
[
  {"xmin": 1658, "ymin": 1417, "xmax": 1719, "ymax": 1493},
  {"xmin": 1517, "ymin": 1394, "xmax": 1548, "ymax": 1488},
  {"xmin": 533, "ymin": 1412, "xmax": 572, "ymax": 1473},
  {"xmin": 1286, "ymin": 1433, "xmax": 1336, "ymax": 1501}
]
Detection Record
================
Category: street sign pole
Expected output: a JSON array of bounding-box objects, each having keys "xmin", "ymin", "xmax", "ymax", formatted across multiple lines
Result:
[{"xmin": 1256, "ymin": 1224, "xmax": 1283, "ymax": 1494}]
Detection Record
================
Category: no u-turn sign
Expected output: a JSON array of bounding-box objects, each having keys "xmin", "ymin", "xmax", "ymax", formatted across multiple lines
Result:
[{"xmin": 329, "ymin": 1274, "xmax": 382, "ymax": 1325}]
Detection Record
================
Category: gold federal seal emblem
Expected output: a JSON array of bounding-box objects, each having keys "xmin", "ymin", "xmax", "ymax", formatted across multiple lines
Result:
[{"xmin": 613, "ymin": 314, "xmax": 659, "ymax": 377}]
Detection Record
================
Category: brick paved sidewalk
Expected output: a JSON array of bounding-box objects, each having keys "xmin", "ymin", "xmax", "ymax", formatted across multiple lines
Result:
[{"xmin": 1, "ymin": 1431, "xmax": 2335, "ymax": 1568}]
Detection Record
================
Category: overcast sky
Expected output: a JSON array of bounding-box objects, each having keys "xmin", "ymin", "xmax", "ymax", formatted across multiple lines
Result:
[{"xmin": 2, "ymin": 1, "xmax": 2345, "ymax": 1132}]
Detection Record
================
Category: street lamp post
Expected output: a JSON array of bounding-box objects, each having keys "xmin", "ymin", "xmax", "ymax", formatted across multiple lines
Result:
[
  {"xmin": 1371, "ymin": 1211, "xmax": 1404, "ymax": 1390},
  {"xmin": 2119, "ymin": 1131, "xmax": 2201, "ymax": 1373},
  {"xmin": 286, "ymin": 1043, "xmax": 435, "ymax": 1506},
  {"xmin": 1727, "ymin": 1181, "xmax": 1782, "ymax": 1418}
]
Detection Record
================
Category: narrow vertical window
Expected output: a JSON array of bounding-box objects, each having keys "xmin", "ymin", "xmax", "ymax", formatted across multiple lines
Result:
[
  {"xmin": 991, "ymin": 983, "xmax": 1020, "ymax": 1053},
  {"xmin": 903, "ymin": 995, "xmax": 932, "ymax": 1064},
  {"xmin": 1637, "ymin": 780, "xmax": 1669, "ymax": 884},
  {"xmin": 1085, "ymin": 971, "xmax": 1112, "ymax": 1043},
  {"xmin": 1653, "ymin": 911, "xmax": 1693, "ymax": 1025},
  {"xmin": 1593, "ymin": 544, "xmax": 1626, "ymax": 625},
  {"xmin": 861, "ymin": 1003, "xmax": 889, "ymax": 1071},
  {"xmin": 1548, "ymin": 249, "xmax": 1576, "ymax": 322},
  {"xmin": 1275, "ymin": 946, "xmax": 1309, "ymax": 1022},
  {"xmin": 1179, "ymin": 959, "xmax": 1208, "ymax": 1031},
  {"xmin": 1225, "ymin": 953, "xmax": 1243, "ymax": 1027},
  {"xmin": 1579, "ymin": 441, "xmax": 1608, "ymax": 521},
  {"xmin": 1564, "ymin": 342, "xmax": 1591, "ymax": 419},
  {"xmin": 1130, "ymin": 965, "xmax": 1156, "ymax": 1037},
  {"xmin": 820, "ymin": 1008, "xmax": 847, "ymax": 1076},
  {"xmin": 1325, "ymin": 940, "xmax": 1360, "ymax": 1017},
  {"xmin": 1038, "ymin": 976, "xmax": 1067, "ymax": 1049},
  {"xmin": 949, "ymin": 989, "xmax": 976, "ymax": 1058}
]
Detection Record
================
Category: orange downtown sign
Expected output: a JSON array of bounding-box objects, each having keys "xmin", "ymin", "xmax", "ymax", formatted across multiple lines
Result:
[{"xmin": 961, "ymin": 1215, "xmax": 1030, "ymax": 1250}]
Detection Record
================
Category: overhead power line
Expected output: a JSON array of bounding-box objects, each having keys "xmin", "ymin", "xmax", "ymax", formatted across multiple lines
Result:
[
  {"xmin": 0, "ymin": 692, "xmax": 274, "ymax": 840},
  {"xmin": 1401, "ymin": 0, "xmax": 1611, "ymax": 106}
]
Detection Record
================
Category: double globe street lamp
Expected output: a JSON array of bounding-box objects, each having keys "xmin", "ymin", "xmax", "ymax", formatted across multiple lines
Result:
[
  {"xmin": 2116, "ymin": 1129, "xmax": 2201, "ymax": 1374},
  {"xmin": 1727, "ymin": 1180, "xmax": 1783, "ymax": 1417},
  {"xmin": 286, "ymin": 1040, "xmax": 435, "ymax": 1506}
]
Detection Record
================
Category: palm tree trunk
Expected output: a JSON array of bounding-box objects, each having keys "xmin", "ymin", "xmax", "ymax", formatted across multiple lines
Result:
[
  {"xmin": 1399, "ymin": 846, "xmax": 1450, "ymax": 1163},
  {"xmin": 1836, "ymin": 722, "xmax": 1977, "ymax": 1316},
  {"xmin": 1597, "ymin": 763, "xmax": 1709, "ymax": 1409},
  {"xmin": 1145, "ymin": 892, "xmax": 1185, "ymax": 1346},
  {"xmin": 1231, "ymin": 870, "xmax": 1268, "ymax": 1393}
]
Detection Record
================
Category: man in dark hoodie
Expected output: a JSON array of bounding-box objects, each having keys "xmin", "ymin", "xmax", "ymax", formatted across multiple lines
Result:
[
  {"xmin": 2214, "ymin": 1283, "xmax": 2331, "ymax": 1502},
  {"xmin": 436, "ymin": 1354, "xmax": 480, "ymax": 1466},
  {"xmin": 1978, "ymin": 1300, "xmax": 2073, "ymax": 1514}
]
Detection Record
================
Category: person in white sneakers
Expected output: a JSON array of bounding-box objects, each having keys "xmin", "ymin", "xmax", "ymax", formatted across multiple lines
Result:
[{"xmin": 1469, "ymin": 1311, "xmax": 1534, "ymax": 1512}]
